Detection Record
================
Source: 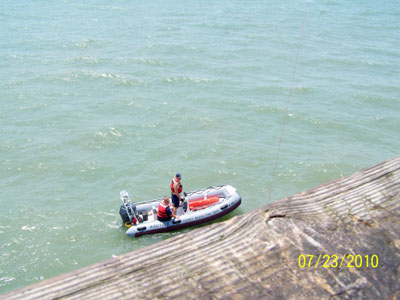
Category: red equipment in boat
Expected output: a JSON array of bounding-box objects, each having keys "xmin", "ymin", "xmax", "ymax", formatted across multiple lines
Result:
[{"xmin": 188, "ymin": 196, "xmax": 219, "ymax": 210}]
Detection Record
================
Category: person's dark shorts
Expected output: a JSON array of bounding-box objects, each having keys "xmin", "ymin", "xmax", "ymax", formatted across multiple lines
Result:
[
  {"xmin": 157, "ymin": 216, "xmax": 172, "ymax": 222},
  {"xmin": 171, "ymin": 194, "xmax": 180, "ymax": 208}
]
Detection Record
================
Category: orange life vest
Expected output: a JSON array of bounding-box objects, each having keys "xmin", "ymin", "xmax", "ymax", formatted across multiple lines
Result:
[
  {"xmin": 157, "ymin": 202, "xmax": 170, "ymax": 219},
  {"xmin": 170, "ymin": 177, "xmax": 182, "ymax": 194}
]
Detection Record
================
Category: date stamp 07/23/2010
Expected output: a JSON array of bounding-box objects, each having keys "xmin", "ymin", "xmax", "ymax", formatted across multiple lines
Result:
[{"xmin": 298, "ymin": 254, "xmax": 379, "ymax": 269}]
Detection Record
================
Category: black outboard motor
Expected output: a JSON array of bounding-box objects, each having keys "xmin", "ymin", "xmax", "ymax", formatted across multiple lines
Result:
[
  {"xmin": 119, "ymin": 190, "xmax": 137, "ymax": 225},
  {"xmin": 119, "ymin": 204, "xmax": 130, "ymax": 223},
  {"xmin": 119, "ymin": 203, "xmax": 137, "ymax": 223}
]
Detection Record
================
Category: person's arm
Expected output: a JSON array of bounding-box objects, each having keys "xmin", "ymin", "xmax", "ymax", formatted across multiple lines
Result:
[{"xmin": 166, "ymin": 206, "xmax": 178, "ymax": 218}]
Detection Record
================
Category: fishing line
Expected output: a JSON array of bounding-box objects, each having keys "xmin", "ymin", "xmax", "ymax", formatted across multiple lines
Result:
[{"xmin": 267, "ymin": 1, "xmax": 309, "ymax": 203}]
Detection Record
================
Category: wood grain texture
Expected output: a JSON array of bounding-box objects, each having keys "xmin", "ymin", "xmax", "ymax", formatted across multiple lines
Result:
[{"xmin": 3, "ymin": 156, "xmax": 400, "ymax": 300}]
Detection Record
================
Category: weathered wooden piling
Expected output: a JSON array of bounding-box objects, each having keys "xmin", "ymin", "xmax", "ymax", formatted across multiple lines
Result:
[{"xmin": 2, "ymin": 156, "xmax": 400, "ymax": 299}]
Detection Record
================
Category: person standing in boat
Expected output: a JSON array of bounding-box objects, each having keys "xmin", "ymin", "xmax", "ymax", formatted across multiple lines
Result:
[
  {"xmin": 170, "ymin": 173, "xmax": 183, "ymax": 216},
  {"xmin": 157, "ymin": 197, "xmax": 177, "ymax": 221}
]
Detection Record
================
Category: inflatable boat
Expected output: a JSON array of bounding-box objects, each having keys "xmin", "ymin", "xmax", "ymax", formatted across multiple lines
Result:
[{"xmin": 119, "ymin": 185, "xmax": 241, "ymax": 238}]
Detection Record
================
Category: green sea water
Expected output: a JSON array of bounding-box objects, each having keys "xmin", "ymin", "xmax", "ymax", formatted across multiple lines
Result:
[{"xmin": 1, "ymin": 0, "xmax": 399, "ymax": 293}]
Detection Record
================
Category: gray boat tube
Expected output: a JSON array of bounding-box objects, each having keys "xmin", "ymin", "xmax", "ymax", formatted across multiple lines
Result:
[{"xmin": 123, "ymin": 185, "xmax": 241, "ymax": 238}]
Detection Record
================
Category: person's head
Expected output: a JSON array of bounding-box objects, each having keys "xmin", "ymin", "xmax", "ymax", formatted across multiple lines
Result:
[
  {"xmin": 163, "ymin": 197, "xmax": 170, "ymax": 204},
  {"xmin": 176, "ymin": 173, "xmax": 182, "ymax": 180}
]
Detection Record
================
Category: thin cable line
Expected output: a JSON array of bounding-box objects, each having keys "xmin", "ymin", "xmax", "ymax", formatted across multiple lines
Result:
[{"xmin": 267, "ymin": 2, "xmax": 309, "ymax": 203}]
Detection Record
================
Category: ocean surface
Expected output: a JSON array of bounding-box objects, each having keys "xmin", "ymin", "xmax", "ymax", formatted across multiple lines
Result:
[{"xmin": 1, "ymin": 0, "xmax": 399, "ymax": 293}]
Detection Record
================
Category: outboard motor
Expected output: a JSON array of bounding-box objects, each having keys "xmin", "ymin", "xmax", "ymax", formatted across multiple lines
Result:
[
  {"xmin": 119, "ymin": 190, "xmax": 137, "ymax": 224},
  {"xmin": 120, "ymin": 204, "xmax": 134, "ymax": 223}
]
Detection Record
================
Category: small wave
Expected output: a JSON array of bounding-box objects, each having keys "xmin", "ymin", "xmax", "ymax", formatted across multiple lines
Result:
[
  {"xmin": 352, "ymin": 93, "xmax": 389, "ymax": 104},
  {"xmin": 44, "ymin": 70, "xmax": 117, "ymax": 83},
  {"xmin": 138, "ymin": 58, "xmax": 167, "ymax": 66},
  {"xmin": 41, "ymin": 70, "xmax": 147, "ymax": 87},
  {"xmin": 71, "ymin": 56, "xmax": 100, "ymax": 64},
  {"xmin": 0, "ymin": 276, "xmax": 15, "ymax": 283},
  {"xmin": 217, "ymin": 170, "xmax": 238, "ymax": 176},
  {"xmin": 110, "ymin": 128, "xmax": 122, "ymax": 137},
  {"xmin": 73, "ymin": 39, "xmax": 97, "ymax": 49},
  {"xmin": 86, "ymin": 127, "xmax": 125, "ymax": 149},
  {"xmin": 117, "ymin": 78, "xmax": 147, "ymax": 87},
  {"xmin": 103, "ymin": 212, "xmax": 116, "ymax": 217},
  {"xmin": 364, "ymin": 60, "xmax": 381, "ymax": 67},
  {"xmin": 250, "ymin": 104, "xmax": 282, "ymax": 114},
  {"xmin": 109, "ymin": 6, "xmax": 127, "ymax": 11},
  {"xmin": 287, "ymin": 112, "xmax": 328, "ymax": 126},
  {"xmin": 293, "ymin": 86, "xmax": 313, "ymax": 94},
  {"xmin": 165, "ymin": 76, "xmax": 212, "ymax": 84},
  {"xmin": 107, "ymin": 222, "xmax": 120, "ymax": 229},
  {"xmin": 21, "ymin": 225, "xmax": 36, "ymax": 231},
  {"xmin": 87, "ymin": 71, "xmax": 115, "ymax": 79},
  {"xmin": 95, "ymin": 127, "xmax": 122, "ymax": 138}
]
